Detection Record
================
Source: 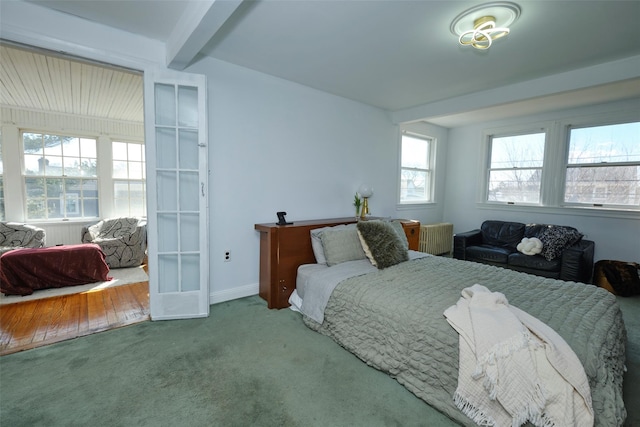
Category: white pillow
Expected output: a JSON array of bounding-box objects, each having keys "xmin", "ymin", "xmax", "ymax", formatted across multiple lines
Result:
[{"xmin": 516, "ymin": 237, "xmax": 543, "ymax": 256}]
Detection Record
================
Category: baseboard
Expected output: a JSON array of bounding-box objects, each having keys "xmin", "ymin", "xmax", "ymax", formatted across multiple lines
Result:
[{"xmin": 209, "ymin": 282, "xmax": 259, "ymax": 305}]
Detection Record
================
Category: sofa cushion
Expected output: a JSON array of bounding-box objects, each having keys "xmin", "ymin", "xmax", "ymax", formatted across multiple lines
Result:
[
  {"xmin": 480, "ymin": 221, "xmax": 525, "ymax": 249},
  {"xmin": 0, "ymin": 222, "xmax": 46, "ymax": 249},
  {"xmin": 466, "ymin": 245, "xmax": 512, "ymax": 264},
  {"xmin": 508, "ymin": 252, "xmax": 561, "ymax": 272},
  {"xmin": 537, "ymin": 226, "xmax": 583, "ymax": 261}
]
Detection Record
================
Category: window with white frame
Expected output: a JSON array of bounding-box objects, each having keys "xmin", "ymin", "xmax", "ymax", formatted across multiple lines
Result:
[
  {"xmin": 486, "ymin": 132, "xmax": 546, "ymax": 204},
  {"xmin": 112, "ymin": 141, "xmax": 146, "ymax": 217},
  {"xmin": 564, "ymin": 121, "xmax": 640, "ymax": 208},
  {"xmin": 23, "ymin": 132, "xmax": 99, "ymax": 220},
  {"xmin": 400, "ymin": 132, "xmax": 433, "ymax": 204},
  {"xmin": 0, "ymin": 132, "xmax": 4, "ymax": 221}
]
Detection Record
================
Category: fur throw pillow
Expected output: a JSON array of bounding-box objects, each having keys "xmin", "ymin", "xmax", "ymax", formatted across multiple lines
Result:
[{"xmin": 356, "ymin": 220, "xmax": 408, "ymax": 269}]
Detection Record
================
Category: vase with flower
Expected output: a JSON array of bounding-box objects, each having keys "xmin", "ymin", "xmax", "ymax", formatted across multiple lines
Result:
[{"xmin": 353, "ymin": 193, "xmax": 362, "ymax": 220}]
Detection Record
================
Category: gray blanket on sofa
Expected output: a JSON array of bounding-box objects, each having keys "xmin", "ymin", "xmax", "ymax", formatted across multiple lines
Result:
[{"xmin": 303, "ymin": 255, "xmax": 626, "ymax": 426}]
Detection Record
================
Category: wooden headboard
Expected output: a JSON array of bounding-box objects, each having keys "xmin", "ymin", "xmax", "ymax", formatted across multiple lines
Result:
[{"xmin": 254, "ymin": 217, "xmax": 419, "ymax": 309}]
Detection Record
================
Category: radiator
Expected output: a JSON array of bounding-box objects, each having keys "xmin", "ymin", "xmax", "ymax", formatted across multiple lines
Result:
[
  {"xmin": 419, "ymin": 223, "xmax": 453, "ymax": 255},
  {"xmin": 31, "ymin": 222, "xmax": 92, "ymax": 246}
]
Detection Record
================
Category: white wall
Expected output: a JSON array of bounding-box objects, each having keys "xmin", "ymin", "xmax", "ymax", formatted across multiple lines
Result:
[
  {"xmin": 185, "ymin": 56, "xmax": 448, "ymax": 299},
  {"xmin": 442, "ymin": 98, "xmax": 640, "ymax": 262}
]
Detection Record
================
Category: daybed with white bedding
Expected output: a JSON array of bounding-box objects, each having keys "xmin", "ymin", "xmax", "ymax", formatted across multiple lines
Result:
[{"xmin": 285, "ymin": 219, "xmax": 627, "ymax": 426}]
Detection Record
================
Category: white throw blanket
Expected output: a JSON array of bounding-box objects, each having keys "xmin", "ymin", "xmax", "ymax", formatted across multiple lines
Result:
[{"xmin": 443, "ymin": 284, "xmax": 594, "ymax": 427}]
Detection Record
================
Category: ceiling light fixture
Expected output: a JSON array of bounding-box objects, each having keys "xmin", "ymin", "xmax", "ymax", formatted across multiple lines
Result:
[{"xmin": 450, "ymin": 2, "xmax": 521, "ymax": 50}]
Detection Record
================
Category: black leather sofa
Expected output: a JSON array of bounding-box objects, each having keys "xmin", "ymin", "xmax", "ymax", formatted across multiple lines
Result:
[{"xmin": 453, "ymin": 220, "xmax": 595, "ymax": 283}]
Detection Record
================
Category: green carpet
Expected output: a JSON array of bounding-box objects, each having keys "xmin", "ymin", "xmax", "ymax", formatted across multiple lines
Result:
[
  {"xmin": 0, "ymin": 296, "xmax": 454, "ymax": 427},
  {"xmin": 617, "ymin": 295, "xmax": 640, "ymax": 427},
  {"xmin": 1, "ymin": 295, "xmax": 638, "ymax": 427}
]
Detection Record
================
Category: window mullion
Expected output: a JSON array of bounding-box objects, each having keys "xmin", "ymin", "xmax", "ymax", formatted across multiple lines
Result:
[
  {"xmin": 568, "ymin": 161, "xmax": 640, "ymax": 168},
  {"xmin": 539, "ymin": 121, "xmax": 564, "ymax": 207},
  {"xmin": 97, "ymin": 135, "xmax": 113, "ymax": 218}
]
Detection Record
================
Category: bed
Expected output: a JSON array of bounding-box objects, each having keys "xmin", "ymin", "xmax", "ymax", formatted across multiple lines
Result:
[{"xmin": 287, "ymin": 219, "xmax": 627, "ymax": 426}]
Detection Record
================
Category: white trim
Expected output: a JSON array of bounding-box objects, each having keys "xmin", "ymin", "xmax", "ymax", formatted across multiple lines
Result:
[
  {"xmin": 147, "ymin": 312, "xmax": 209, "ymax": 322},
  {"xmin": 209, "ymin": 283, "xmax": 259, "ymax": 305},
  {"xmin": 0, "ymin": 1, "xmax": 163, "ymax": 71},
  {"xmin": 1, "ymin": 106, "xmax": 144, "ymax": 141},
  {"xmin": 476, "ymin": 202, "xmax": 640, "ymax": 221}
]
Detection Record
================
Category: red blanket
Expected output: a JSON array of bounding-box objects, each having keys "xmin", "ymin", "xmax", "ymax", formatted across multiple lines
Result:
[{"xmin": 0, "ymin": 244, "xmax": 111, "ymax": 296}]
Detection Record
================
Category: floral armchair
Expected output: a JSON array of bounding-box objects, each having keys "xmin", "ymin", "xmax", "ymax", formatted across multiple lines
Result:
[
  {"xmin": 0, "ymin": 222, "xmax": 46, "ymax": 255},
  {"xmin": 81, "ymin": 217, "xmax": 147, "ymax": 268}
]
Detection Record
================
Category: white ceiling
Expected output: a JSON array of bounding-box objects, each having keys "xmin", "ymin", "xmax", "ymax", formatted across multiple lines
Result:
[
  {"xmin": 10, "ymin": 0, "xmax": 640, "ymax": 126},
  {"xmin": 0, "ymin": 44, "xmax": 144, "ymax": 122}
]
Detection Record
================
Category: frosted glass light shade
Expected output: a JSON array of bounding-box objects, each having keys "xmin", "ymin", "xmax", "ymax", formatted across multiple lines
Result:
[{"xmin": 358, "ymin": 184, "xmax": 373, "ymax": 198}]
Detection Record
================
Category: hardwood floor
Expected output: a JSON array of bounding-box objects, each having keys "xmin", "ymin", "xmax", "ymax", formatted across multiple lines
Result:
[{"xmin": 0, "ymin": 281, "xmax": 149, "ymax": 356}]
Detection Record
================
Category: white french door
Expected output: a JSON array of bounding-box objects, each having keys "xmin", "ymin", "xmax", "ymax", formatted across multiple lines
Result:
[{"xmin": 143, "ymin": 69, "xmax": 209, "ymax": 320}]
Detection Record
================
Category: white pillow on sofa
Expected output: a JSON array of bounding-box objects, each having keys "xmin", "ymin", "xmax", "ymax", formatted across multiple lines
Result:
[{"xmin": 516, "ymin": 237, "xmax": 543, "ymax": 256}]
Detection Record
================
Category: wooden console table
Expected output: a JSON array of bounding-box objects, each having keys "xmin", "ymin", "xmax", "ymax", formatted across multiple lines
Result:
[{"xmin": 255, "ymin": 217, "xmax": 419, "ymax": 309}]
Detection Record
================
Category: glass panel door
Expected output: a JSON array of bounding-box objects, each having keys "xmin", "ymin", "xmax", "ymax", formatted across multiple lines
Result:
[{"xmin": 144, "ymin": 69, "xmax": 208, "ymax": 320}]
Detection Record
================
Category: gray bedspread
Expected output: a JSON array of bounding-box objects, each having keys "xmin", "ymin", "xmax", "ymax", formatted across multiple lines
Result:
[{"xmin": 303, "ymin": 255, "xmax": 627, "ymax": 426}]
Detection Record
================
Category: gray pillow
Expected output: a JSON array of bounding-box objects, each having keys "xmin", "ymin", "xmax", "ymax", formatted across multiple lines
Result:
[
  {"xmin": 320, "ymin": 224, "xmax": 367, "ymax": 266},
  {"xmin": 388, "ymin": 220, "xmax": 409, "ymax": 250},
  {"xmin": 356, "ymin": 220, "xmax": 409, "ymax": 269}
]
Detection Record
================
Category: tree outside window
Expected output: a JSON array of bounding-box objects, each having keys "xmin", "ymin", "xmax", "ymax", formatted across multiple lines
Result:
[
  {"xmin": 565, "ymin": 122, "xmax": 640, "ymax": 208},
  {"xmin": 487, "ymin": 133, "xmax": 545, "ymax": 204},
  {"xmin": 23, "ymin": 132, "xmax": 98, "ymax": 220},
  {"xmin": 400, "ymin": 133, "xmax": 432, "ymax": 204}
]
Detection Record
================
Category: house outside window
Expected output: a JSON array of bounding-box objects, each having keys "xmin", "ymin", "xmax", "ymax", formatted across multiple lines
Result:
[
  {"xmin": 400, "ymin": 132, "xmax": 433, "ymax": 204},
  {"xmin": 486, "ymin": 132, "xmax": 546, "ymax": 204},
  {"xmin": 23, "ymin": 132, "xmax": 99, "ymax": 220},
  {"xmin": 113, "ymin": 141, "xmax": 146, "ymax": 217},
  {"xmin": 564, "ymin": 121, "xmax": 640, "ymax": 208}
]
